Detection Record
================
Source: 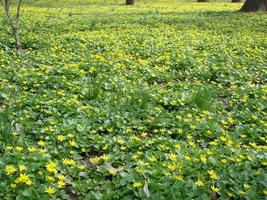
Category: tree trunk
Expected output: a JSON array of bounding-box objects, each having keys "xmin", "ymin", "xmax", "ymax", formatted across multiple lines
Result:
[
  {"xmin": 11, "ymin": 25, "xmax": 21, "ymax": 51},
  {"xmin": 232, "ymin": 0, "xmax": 241, "ymax": 2},
  {"xmin": 1, "ymin": 0, "xmax": 22, "ymax": 51},
  {"xmin": 197, "ymin": 0, "xmax": 208, "ymax": 2},
  {"xmin": 126, "ymin": 0, "xmax": 134, "ymax": 5},
  {"xmin": 240, "ymin": 0, "xmax": 267, "ymax": 12}
]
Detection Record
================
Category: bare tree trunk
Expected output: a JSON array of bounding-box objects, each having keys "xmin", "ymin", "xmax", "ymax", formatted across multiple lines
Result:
[
  {"xmin": 232, "ymin": 0, "xmax": 241, "ymax": 2},
  {"xmin": 240, "ymin": 0, "xmax": 267, "ymax": 12},
  {"xmin": 0, "ymin": 0, "xmax": 22, "ymax": 51},
  {"xmin": 126, "ymin": 0, "xmax": 134, "ymax": 5}
]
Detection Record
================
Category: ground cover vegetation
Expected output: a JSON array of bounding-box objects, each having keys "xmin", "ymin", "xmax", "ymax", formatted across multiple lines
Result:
[{"xmin": 0, "ymin": 0, "xmax": 266, "ymax": 199}]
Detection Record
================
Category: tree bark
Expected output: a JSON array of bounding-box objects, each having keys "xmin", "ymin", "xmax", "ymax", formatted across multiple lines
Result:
[
  {"xmin": 126, "ymin": 0, "xmax": 134, "ymax": 5},
  {"xmin": 232, "ymin": 0, "xmax": 241, "ymax": 2},
  {"xmin": 240, "ymin": 0, "xmax": 267, "ymax": 12}
]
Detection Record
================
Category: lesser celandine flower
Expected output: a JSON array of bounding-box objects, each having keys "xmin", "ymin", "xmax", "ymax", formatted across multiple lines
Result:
[
  {"xmin": 243, "ymin": 183, "xmax": 250, "ymax": 189},
  {"xmin": 169, "ymin": 153, "xmax": 177, "ymax": 161},
  {"xmin": 46, "ymin": 161, "xmax": 57, "ymax": 174},
  {"xmin": 45, "ymin": 186, "xmax": 56, "ymax": 195},
  {"xmin": 15, "ymin": 173, "xmax": 30, "ymax": 184},
  {"xmin": 90, "ymin": 156, "xmax": 100, "ymax": 164},
  {"xmin": 39, "ymin": 148, "xmax": 48, "ymax": 153},
  {"xmin": 57, "ymin": 180, "xmax": 65, "ymax": 188},
  {"xmin": 16, "ymin": 146, "xmax": 23, "ymax": 152},
  {"xmin": 69, "ymin": 140, "xmax": 77, "ymax": 147},
  {"xmin": 6, "ymin": 146, "xmax": 13, "ymax": 150},
  {"xmin": 208, "ymin": 170, "xmax": 218, "ymax": 180},
  {"xmin": 19, "ymin": 164, "xmax": 26, "ymax": 172},
  {"xmin": 117, "ymin": 139, "xmax": 124, "ymax": 145},
  {"xmin": 38, "ymin": 140, "xmax": 46, "ymax": 147},
  {"xmin": 174, "ymin": 175, "xmax": 183, "ymax": 181},
  {"xmin": 195, "ymin": 180, "xmax": 204, "ymax": 187},
  {"xmin": 25, "ymin": 179, "xmax": 33, "ymax": 186},
  {"xmin": 28, "ymin": 147, "xmax": 37, "ymax": 153},
  {"xmin": 47, "ymin": 176, "xmax": 55, "ymax": 182},
  {"xmin": 200, "ymin": 155, "xmax": 207, "ymax": 164},
  {"xmin": 102, "ymin": 154, "xmax": 110, "ymax": 161},
  {"xmin": 5, "ymin": 165, "xmax": 16, "ymax": 175},
  {"xmin": 133, "ymin": 182, "xmax": 142, "ymax": 188},
  {"xmin": 57, "ymin": 135, "xmax": 65, "ymax": 142},
  {"xmin": 62, "ymin": 158, "xmax": 76, "ymax": 166},
  {"xmin": 211, "ymin": 185, "xmax": 220, "ymax": 193},
  {"xmin": 108, "ymin": 169, "xmax": 117, "ymax": 176}
]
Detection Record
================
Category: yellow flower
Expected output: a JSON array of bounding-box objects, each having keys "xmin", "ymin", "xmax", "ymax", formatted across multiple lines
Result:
[
  {"xmin": 46, "ymin": 161, "xmax": 57, "ymax": 174},
  {"xmin": 168, "ymin": 164, "xmax": 176, "ymax": 171},
  {"xmin": 228, "ymin": 117, "xmax": 235, "ymax": 124},
  {"xmin": 188, "ymin": 141, "xmax": 195, "ymax": 147},
  {"xmin": 78, "ymin": 164, "xmax": 86, "ymax": 170},
  {"xmin": 5, "ymin": 165, "xmax": 16, "ymax": 175},
  {"xmin": 164, "ymin": 171, "xmax": 171, "ymax": 176},
  {"xmin": 39, "ymin": 148, "xmax": 48, "ymax": 153},
  {"xmin": 28, "ymin": 147, "xmax": 37, "ymax": 153},
  {"xmin": 108, "ymin": 169, "xmax": 117, "ymax": 176},
  {"xmin": 69, "ymin": 140, "xmax": 77, "ymax": 147},
  {"xmin": 138, "ymin": 59, "xmax": 148, "ymax": 66},
  {"xmin": 243, "ymin": 183, "xmax": 251, "ymax": 189},
  {"xmin": 19, "ymin": 164, "xmax": 27, "ymax": 172},
  {"xmin": 211, "ymin": 185, "xmax": 220, "ymax": 193},
  {"xmin": 177, "ymin": 129, "xmax": 182, "ymax": 134},
  {"xmin": 15, "ymin": 173, "xmax": 30, "ymax": 183},
  {"xmin": 208, "ymin": 170, "xmax": 218, "ymax": 180},
  {"xmin": 169, "ymin": 153, "xmax": 177, "ymax": 161},
  {"xmin": 120, "ymin": 146, "xmax": 126, "ymax": 151},
  {"xmin": 102, "ymin": 154, "xmax": 110, "ymax": 161},
  {"xmin": 200, "ymin": 155, "xmax": 207, "ymax": 164},
  {"xmin": 16, "ymin": 146, "xmax": 23, "ymax": 151},
  {"xmin": 57, "ymin": 180, "xmax": 65, "ymax": 188},
  {"xmin": 57, "ymin": 135, "xmax": 65, "ymax": 142},
  {"xmin": 176, "ymin": 162, "xmax": 182, "ymax": 170},
  {"xmin": 89, "ymin": 66, "xmax": 95, "ymax": 73},
  {"xmin": 47, "ymin": 176, "xmax": 55, "ymax": 182},
  {"xmin": 174, "ymin": 175, "xmax": 183, "ymax": 181},
  {"xmin": 25, "ymin": 179, "xmax": 33, "ymax": 186},
  {"xmin": 174, "ymin": 144, "xmax": 181, "ymax": 149},
  {"xmin": 209, "ymin": 140, "xmax": 218, "ymax": 146},
  {"xmin": 133, "ymin": 182, "xmax": 142, "ymax": 188},
  {"xmin": 62, "ymin": 158, "xmax": 76, "ymax": 166},
  {"xmin": 148, "ymin": 156, "xmax": 157, "ymax": 162},
  {"xmin": 38, "ymin": 140, "xmax": 46, "ymax": 147},
  {"xmin": 7, "ymin": 146, "xmax": 13, "ymax": 150},
  {"xmin": 57, "ymin": 174, "xmax": 65, "ymax": 181},
  {"xmin": 10, "ymin": 183, "xmax": 17, "ymax": 188},
  {"xmin": 45, "ymin": 186, "xmax": 56, "ymax": 196},
  {"xmin": 141, "ymin": 132, "xmax": 148, "ymax": 137},
  {"xmin": 90, "ymin": 156, "xmax": 100, "ymax": 164},
  {"xmin": 195, "ymin": 180, "xmax": 204, "ymax": 187},
  {"xmin": 227, "ymin": 192, "xmax": 233, "ymax": 197},
  {"xmin": 184, "ymin": 156, "xmax": 191, "ymax": 160},
  {"xmin": 12, "ymin": 131, "xmax": 18, "ymax": 136}
]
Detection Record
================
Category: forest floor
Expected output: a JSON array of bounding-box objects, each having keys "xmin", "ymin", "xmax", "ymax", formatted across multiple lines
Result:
[{"xmin": 0, "ymin": 1, "xmax": 266, "ymax": 199}]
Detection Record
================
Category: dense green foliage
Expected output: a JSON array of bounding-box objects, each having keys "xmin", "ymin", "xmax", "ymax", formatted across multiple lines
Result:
[{"xmin": 0, "ymin": 1, "xmax": 266, "ymax": 199}]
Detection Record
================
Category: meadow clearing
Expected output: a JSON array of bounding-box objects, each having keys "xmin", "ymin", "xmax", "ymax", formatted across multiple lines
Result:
[{"xmin": 0, "ymin": 0, "xmax": 266, "ymax": 199}]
